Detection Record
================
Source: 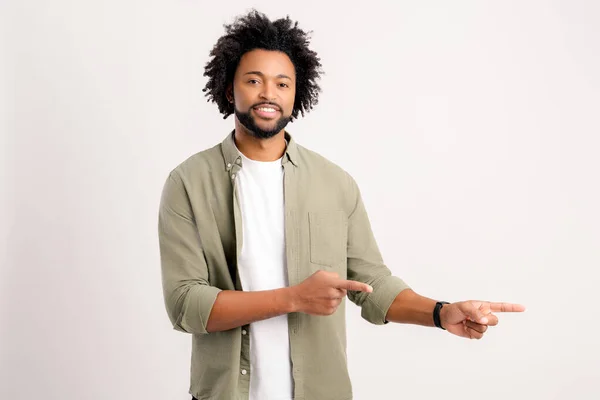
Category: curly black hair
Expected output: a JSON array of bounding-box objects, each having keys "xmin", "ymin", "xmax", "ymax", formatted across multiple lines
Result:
[{"xmin": 202, "ymin": 10, "xmax": 323, "ymax": 120}]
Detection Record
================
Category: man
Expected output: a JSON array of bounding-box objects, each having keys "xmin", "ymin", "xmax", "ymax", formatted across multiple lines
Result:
[{"xmin": 158, "ymin": 10, "xmax": 525, "ymax": 400}]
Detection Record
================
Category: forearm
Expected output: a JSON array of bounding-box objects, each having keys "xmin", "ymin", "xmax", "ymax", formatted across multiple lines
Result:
[
  {"xmin": 384, "ymin": 289, "xmax": 438, "ymax": 327},
  {"xmin": 206, "ymin": 287, "xmax": 296, "ymax": 333}
]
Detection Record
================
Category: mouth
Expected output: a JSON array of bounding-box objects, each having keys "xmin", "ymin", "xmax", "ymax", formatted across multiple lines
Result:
[{"xmin": 252, "ymin": 104, "xmax": 281, "ymax": 120}]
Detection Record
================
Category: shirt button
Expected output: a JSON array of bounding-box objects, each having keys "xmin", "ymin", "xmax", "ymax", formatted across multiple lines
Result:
[
  {"xmin": 236, "ymin": 159, "xmax": 241, "ymax": 164},
  {"xmin": 241, "ymin": 369, "xmax": 247, "ymax": 375},
  {"xmin": 231, "ymin": 173, "xmax": 236, "ymax": 179},
  {"xmin": 242, "ymin": 329, "xmax": 247, "ymax": 335},
  {"xmin": 227, "ymin": 163, "xmax": 232, "ymax": 168}
]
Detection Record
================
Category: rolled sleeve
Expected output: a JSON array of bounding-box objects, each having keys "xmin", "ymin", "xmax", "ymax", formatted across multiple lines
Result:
[
  {"xmin": 175, "ymin": 283, "xmax": 222, "ymax": 333},
  {"xmin": 158, "ymin": 170, "xmax": 222, "ymax": 335},
  {"xmin": 344, "ymin": 173, "xmax": 410, "ymax": 325},
  {"xmin": 362, "ymin": 276, "xmax": 411, "ymax": 325}
]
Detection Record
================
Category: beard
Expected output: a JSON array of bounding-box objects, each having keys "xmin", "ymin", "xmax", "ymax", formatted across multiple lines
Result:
[{"xmin": 234, "ymin": 106, "xmax": 292, "ymax": 139}]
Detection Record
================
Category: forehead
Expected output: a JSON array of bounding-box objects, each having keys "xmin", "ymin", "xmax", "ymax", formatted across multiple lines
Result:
[{"xmin": 235, "ymin": 49, "xmax": 296, "ymax": 79}]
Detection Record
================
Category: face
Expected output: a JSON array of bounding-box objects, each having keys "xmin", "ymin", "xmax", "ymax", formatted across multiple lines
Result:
[{"xmin": 229, "ymin": 49, "xmax": 296, "ymax": 139}]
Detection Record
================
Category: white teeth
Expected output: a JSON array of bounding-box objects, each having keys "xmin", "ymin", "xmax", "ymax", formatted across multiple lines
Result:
[{"xmin": 256, "ymin": 107, "xmax": 276, "ymax": 112}]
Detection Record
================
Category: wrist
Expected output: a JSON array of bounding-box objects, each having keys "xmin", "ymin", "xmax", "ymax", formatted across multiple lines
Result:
[
  {"xmin": 439, "ymin": 303, "xmax": 450, "ymax": 329},
  {"xmin": 433, "ymin": 301, "xmax": 450, "ymax": 329},
  {"xmin": 284, "ymin": 286, "xmax": 300, "ymax": 313}
]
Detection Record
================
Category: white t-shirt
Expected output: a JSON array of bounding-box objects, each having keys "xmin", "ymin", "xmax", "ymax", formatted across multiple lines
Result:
[{"xmin": 235, "ymin": 145, "xmax": 294, "ymax": 400}]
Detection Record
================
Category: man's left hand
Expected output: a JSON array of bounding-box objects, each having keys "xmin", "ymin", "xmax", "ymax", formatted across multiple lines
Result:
[{"xmin": 439, "ymin": 301, "xmax": 526, "ymax": 339}]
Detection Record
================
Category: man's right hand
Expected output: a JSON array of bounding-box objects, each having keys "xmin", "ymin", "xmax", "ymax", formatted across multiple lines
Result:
[{"xmin": 289, "ymin": 270, "xmax": 373, "ymax": 316}]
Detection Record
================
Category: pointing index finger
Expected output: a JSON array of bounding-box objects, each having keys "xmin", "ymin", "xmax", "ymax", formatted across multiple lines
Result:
[
  {"xmin": 489, "ymin": 302, "xmax": 526, "ymax": 313},
  {"xmin": 335, "ymin": 279, "xmax": 373, "ymax": 293}
]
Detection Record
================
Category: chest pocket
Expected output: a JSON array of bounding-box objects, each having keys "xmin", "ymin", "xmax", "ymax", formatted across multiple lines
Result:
[{"xmin": 308, "ymin": 210, "xmax": 348, "ymax": 268}]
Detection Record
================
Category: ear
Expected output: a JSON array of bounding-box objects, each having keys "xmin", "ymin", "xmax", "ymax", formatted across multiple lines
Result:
[{"xmin": 226, "ymin": 84, "xmax": 234, "ymax": 103}]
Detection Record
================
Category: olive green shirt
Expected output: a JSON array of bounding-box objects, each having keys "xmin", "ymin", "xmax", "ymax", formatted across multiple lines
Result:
[{"xmin": 158, "ymin": 130, "xmax": 410, "ymax": 400}]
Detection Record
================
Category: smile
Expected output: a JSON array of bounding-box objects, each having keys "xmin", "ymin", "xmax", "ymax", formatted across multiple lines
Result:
[
  {"xmin": 253, "ymin": 107, "xmax": 280, "ymax": 119},
  {"xmin": 255, "ymin": 107, "xmax": 277, "ymax": 112}
]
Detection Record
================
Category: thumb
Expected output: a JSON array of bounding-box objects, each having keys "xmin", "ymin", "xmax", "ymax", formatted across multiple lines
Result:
[{"xmin": 462, "ymin": 302, "xmax": 489, "ymax": 324}]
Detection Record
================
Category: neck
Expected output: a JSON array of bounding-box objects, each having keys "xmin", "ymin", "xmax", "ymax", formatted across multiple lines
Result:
[{"xmin": 233, "ymin": 119, "xmax": 287, "ymax": 162}]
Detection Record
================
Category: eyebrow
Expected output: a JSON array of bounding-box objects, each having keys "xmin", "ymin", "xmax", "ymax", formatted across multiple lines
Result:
[{"xmin": 243, "ymin": 71, "xmax": 293, "ymax": 81}]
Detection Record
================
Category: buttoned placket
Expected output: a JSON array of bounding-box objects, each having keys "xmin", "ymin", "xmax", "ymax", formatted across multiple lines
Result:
[
  {"xmin": 228, "ymin": 155, "xmax": 252, "ymax": 398},
  {"xmin": 282, "ymin": 157, "xmax": 305, "ymax": 400},
  {"xmin": 227, "ymin": 146, "xmax": 305, "ymax": 400}
]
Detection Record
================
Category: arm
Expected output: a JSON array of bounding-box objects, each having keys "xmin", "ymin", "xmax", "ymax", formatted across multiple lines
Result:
[
  {"xmin": 158, "ymin": 171, "xmax": 222, "ymax": 335},
  {"xmin": 207, "ymin": 272, "xmax": 373, "ymax": 332},
  {"xmin": 385, "ymin": 289, "xmax": 438, "ymax": 327},
  {"xmin": 205, "ymin": 288, "xmax": 294, "ymax": 332},
  {"xmin": 386, "ymin": 289, "xmax": 526, "ymax": 339},
  {"xmin": 343, "ymin": 174, "xmax": 525, "ymax": 335},
  {"xmin": 344, "ymin": 173, "xmax": 411, "ymax": 324},
  {"xmin": 339, "ymin": 176, "xmax": 467, "ymax": 326},
  {"xmin": 159, "ymin": 171, "xmax": 296, "ymax": 334}
]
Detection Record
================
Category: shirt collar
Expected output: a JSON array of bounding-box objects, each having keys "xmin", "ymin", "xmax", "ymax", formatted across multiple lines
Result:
[{"xmin": 221, "ymin": 129, "xmax": 300, "ymax": 171}]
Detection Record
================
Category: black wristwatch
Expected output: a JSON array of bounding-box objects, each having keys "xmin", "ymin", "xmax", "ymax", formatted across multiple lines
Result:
[{"xmin": 433, "ymin": 301, "xmax": 450, "ymax": 330}]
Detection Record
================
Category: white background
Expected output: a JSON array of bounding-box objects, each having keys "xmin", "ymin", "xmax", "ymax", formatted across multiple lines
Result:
[{"xmin": 2, "ymin": 1, "xmax": 599, "ymax": 399}]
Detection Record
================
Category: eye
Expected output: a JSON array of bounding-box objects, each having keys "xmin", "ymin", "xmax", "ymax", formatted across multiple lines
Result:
[
  {"xmin": 279, "ymin": 83, "xmax": 289, "ymax": 88},
  {"xmin": 248, "ymin": 79, "xmax": 260, "ymax": 84}
]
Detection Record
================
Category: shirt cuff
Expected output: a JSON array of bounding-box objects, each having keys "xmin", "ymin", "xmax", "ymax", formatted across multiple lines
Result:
[
  {"xmin": 361, "ymin": 276, "xmax": 411, "ymax": 325},
  {"xmin": 176, "ymin": 284, "xmax": 223, "ymax": 334}
]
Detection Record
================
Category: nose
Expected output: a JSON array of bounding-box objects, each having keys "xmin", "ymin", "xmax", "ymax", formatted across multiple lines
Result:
[{"xmin": 259, "ymin": 81, "xmax": 277, "ymax": 101}]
